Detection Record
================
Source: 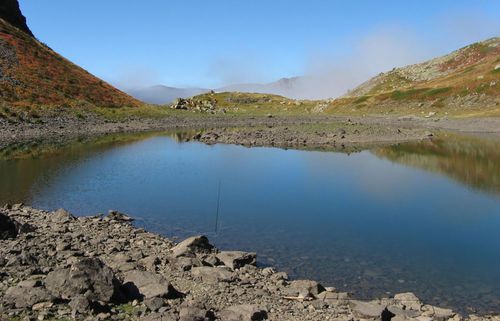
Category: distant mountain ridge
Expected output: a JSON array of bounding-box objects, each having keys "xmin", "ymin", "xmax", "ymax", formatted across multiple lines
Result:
[
  {"xmin": 0, "ymin": 0, "xmax": 140, "ymax": 108},
  {"xmin": 129, "ymin": 77, "xmax": 304, "ymax": 104},
  {"xmin": 127, "ymin": 85, "xmax": 210, "ymax": 105},
  {"xmin": 218, "ymin": 77, "xmax": 301, "ymax": 97},
  {"xmin": 130, "ymin": 38, "xmax": 500, "ymax": 107}
]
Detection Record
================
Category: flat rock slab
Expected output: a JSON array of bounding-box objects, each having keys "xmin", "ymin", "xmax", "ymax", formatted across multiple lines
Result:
[
  {"xmin": 216, "ymin": 251, "xmax": 256, "ymax": 270},
  {"xmin": 171, "ymin": 235, "xmax": 214, "ymax": 258},
  {"xmin": 4, "ymin": 285, "xmax": 52, "ymax": 309},
  {"xmin": 104, "ymin": 210, "xmax": 134, "ymax": 222},
  {"xmin": 191, "ymin": 266, "xmax": 235, "ymax": 283},
  {"xmin": 123, "ymin": 270, "xmax": 179, "ymax": 299}
]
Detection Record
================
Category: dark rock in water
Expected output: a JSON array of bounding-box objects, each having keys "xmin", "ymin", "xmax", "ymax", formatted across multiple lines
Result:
[
  {"xmin": 45, "ymin": 257, "xmax": 119, "ymax": 303},
  {"xmin": 105, "ymin": 210, "xmax": 134, "ymax": 222},
  {"xmin": 171, "ymin": 235, "xmax": 214, "ymax": 258},
  {"xmin": 0, "ymin": 212, "xmax": 18, "ymax": 239},
  {"xmin": 219, "ymin": 304, "xmax": 268, "ymax": 321},
  {"xmin": 216, "ymin": 251, "xmax": 256, "ymax": 270},
  {"xmin": 122, "ymin": 270, "xmax": 181, "ymax": 300},
  {"xmin": 0, "ymin": 0, "xmax": 34, "ymax": 36}
]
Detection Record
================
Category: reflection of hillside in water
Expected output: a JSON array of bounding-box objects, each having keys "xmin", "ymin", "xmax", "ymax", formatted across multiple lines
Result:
[
  {"xmin": 373, "ymin": 134, "xmax": 500, "ymax": 195},
  {"xmin": 0, "ymin": 131, "xmax": 198, "ymax": 204}
]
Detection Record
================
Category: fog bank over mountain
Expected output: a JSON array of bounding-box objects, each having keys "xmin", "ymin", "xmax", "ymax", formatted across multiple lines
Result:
[{"xmin": 122, "ymin": 11, "xmax": 499, "ymax": 103}]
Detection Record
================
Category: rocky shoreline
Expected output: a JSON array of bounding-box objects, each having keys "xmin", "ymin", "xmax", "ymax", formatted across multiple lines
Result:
[
  {"xmin": 1, "ymin": 205, "xmax": 498, "ymax": 321},
  {"xmin": 2, "ymin": 113, "xmax": 500, "ymax": 153},
  {"xmin": 189, "ymin": 121, "xmax": 433, "ymax": 151}
]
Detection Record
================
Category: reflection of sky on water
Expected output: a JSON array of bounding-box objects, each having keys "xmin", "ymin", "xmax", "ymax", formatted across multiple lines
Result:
[{"xmin": 0, "ymin": 135, "xmax": 499, "ymax": 313}]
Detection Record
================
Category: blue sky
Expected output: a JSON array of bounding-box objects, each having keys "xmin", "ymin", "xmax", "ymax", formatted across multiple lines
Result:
[{"xmin": 19, "ymin": 1, "xmax": 500, "ymax": 91}]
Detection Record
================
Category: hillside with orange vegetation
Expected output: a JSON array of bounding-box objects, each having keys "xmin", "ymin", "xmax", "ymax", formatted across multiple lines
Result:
[
  {"xmin": 328, "ymin": 38, "xmax": 500, "ymax": 115},
  {"xmin": 0, "ymin": 2, "xmax": 140, "ymax": 109}
]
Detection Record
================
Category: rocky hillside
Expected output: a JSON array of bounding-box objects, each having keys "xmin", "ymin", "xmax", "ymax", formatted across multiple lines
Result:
[
  {"xmin": 332, "ymin": 38, "xmax": 500, "ymax": 114},
  {"xmin": 0, "ymin": 0, "xmax": 140, "ymax": 108}
]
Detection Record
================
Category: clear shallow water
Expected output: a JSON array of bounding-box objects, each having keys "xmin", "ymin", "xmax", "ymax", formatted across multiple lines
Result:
[{"xmin": 1, "ymin": 133, "xmax": 499, "ymax": 314}]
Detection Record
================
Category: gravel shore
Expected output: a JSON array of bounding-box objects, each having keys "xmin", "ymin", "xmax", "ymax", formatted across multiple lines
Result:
[
  {"xmin": 2, "ymin": 113, "xmax": 499, "ymax": 152},
  {"xmin": 1, "ymin": 205, "xmax": 499, "ymax": 321}
]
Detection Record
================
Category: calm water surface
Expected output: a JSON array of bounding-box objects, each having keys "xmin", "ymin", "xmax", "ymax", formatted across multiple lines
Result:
[{"xmin": 1, "ymin": 132, "xmax": 499, "ymax": 313}]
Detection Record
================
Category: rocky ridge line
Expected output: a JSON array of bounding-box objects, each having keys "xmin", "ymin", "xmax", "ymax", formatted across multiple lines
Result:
[{"xmin": 0, "ymin": 0, "xmax": 33, "ymax": 37}]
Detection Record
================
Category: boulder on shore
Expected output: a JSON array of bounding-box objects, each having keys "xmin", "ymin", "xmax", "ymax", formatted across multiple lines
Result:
[
  {"xmin": 45, "ymin": 257, "xmax": 119, "ymax": 303},
  {"xmin": 216, "ymin": 251, "xmax": 256, "ymax": 270},
  {"xmin": 4, "ymin": 285, "xmax": 52, "ymax": 309},
  {"xmin": 284, "ymin": 279, "xmax": 326, "ymax": 299},
  {"xmin": 122, "ymin": 270, "xmax": 181, "ymax": 300},
  {"xmin": 170, "ymin": 235, "xmax": 214, "ymax": 258}
]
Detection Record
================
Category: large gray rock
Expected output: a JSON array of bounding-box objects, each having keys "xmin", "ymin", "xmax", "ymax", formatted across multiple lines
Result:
[
  {"xmin": 123, "ymin": 270, "xmax": 180, "ymax": 299},
  {"xmin": 216, "ymin": 251, "xmax": 256, "ymax": 270},
  {"xmin": 0, "ymin": 212, "xmax": 18, "ymax": 239},
  {"xmin": 4, "ymin": 285, "xmax": 52, "ymax": 308},
  {"xmin": 45, "ymin": 257, "xmax": 119, "ymax": 303},
  {"xmin": 191, "ymin": 266, "xmax": 235, "ymax": 284},
  {"xmin": 394, "ymin": 292, "xmax": 422, "ymax": 311},
  {"xmin": 284, "ymin": 280, "xmax": 325, "ymax": 299},
  {"xmin": 219, "ymin": 304, "xmax": 267, "ymax": 321},
  {"xmin": 171, "ymin": 235, "xmax": 214, "ymax": 258}
]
